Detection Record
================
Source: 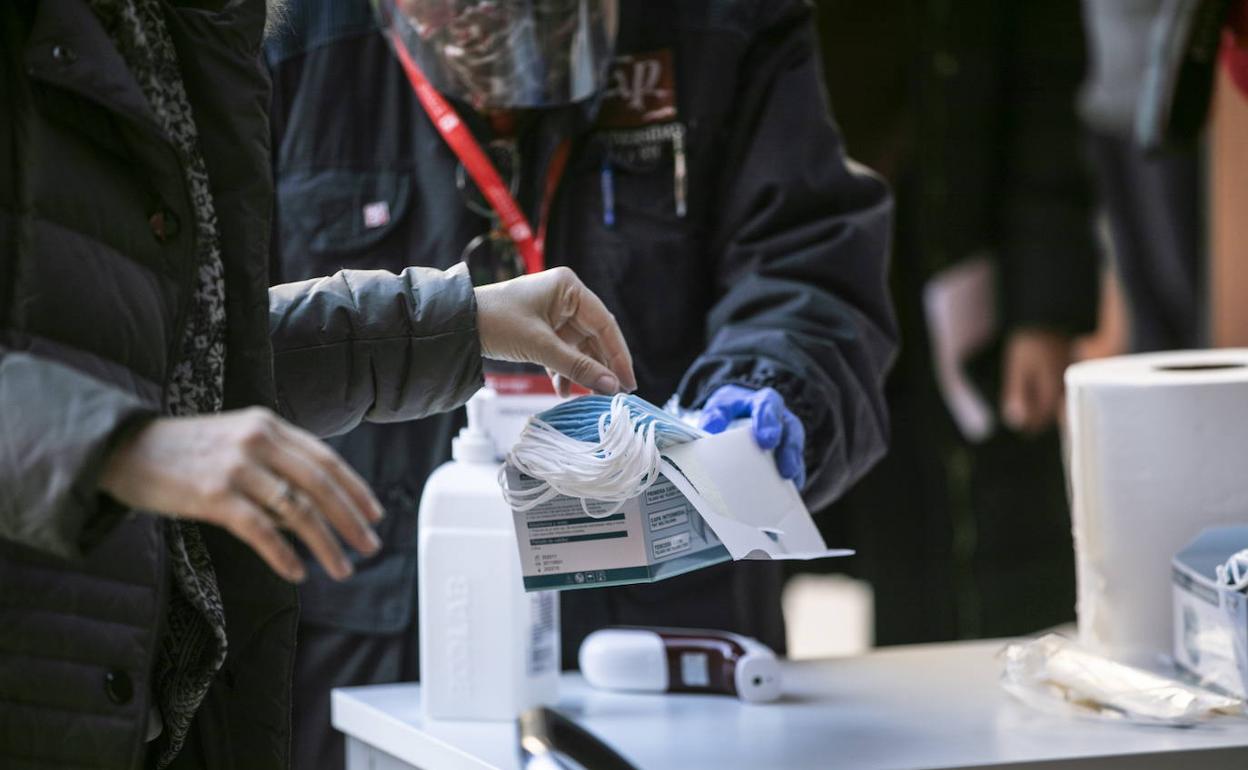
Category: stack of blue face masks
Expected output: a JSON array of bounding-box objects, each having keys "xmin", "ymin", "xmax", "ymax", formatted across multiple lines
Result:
[
  {"xmin": 500, "ymin": 393, "xmax": 705, "ymax": 517},
  {"xmin": 534, "ymin": 394, "xmax": 704, "ymax": 447}
]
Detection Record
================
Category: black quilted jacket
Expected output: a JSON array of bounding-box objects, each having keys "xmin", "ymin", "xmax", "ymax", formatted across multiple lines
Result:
[{"xmin": 0, "ymin": 1, "xmax": 483, "ymax": 767}]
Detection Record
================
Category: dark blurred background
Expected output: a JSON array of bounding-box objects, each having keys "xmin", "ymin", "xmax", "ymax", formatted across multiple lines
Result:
[{"xmin": 784, "ymin": 0, "xmax": 1247, "ymax": 657}]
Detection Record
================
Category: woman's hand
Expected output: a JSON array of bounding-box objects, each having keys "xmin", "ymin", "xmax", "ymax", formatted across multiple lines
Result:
[
  {"xmin": 99, "ymin": 408, "xmax": 384, "ymax": 583},
  {"xmin": 475, "ymin": 266, "xmax": 638, "ymax": 397}
]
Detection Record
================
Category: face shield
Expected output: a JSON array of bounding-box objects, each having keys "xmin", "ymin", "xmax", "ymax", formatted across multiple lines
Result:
[{"xmin": 374, "ymin": 0, "xmax": 619, "ymax": 110}]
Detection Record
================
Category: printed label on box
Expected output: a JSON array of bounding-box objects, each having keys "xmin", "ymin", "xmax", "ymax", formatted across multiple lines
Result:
[
  {"xmin": 648, "ymin": 507, "xmax": 688, "ymax": 532},
  {"xmin": 652, "ymin": 532, "xmax": 691, "ymax": 560},
  {"xmin": 509, "ymin": 469, "xmax": 728, "ymax": 591}
]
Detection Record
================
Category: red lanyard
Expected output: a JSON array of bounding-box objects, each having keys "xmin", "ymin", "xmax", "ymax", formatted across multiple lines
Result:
[{"xmin": 388, "ymin": 28, "xmax": 570, "ymax": 275}]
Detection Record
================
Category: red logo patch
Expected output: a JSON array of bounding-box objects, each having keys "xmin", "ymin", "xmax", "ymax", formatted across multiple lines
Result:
[{"xmin": 598, "ymin": 49, "xmax": 677, "ymax": 128}]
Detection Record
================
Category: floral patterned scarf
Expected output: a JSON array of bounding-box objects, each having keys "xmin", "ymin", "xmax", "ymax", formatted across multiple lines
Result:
[{"xmin": 86, "ymin": 1, "xmax": 230, "ymax": 766}]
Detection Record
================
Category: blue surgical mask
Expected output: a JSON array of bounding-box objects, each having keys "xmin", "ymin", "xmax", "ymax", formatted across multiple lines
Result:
[{"xmin": 535, "ymin": 394, "xmax": 703, "ymax": 447}]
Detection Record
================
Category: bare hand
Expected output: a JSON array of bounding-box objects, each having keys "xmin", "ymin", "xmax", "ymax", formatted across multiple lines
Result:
[
  {"xmin": 475, "ymin": 266, "xmax": 638, "ymax": 396},
  {"xmin": 1000, "ymin": 328, "xmax": 1073, "ymax": 434},
  {"xmin": 99, "ymin": 408, "xmax": 384, "ymax": 583}
]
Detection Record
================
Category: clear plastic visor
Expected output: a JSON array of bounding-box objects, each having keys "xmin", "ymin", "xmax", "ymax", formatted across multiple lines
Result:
[{"xmin": 374, "ymin": 0, "xmax": 619, "ymax": 110}]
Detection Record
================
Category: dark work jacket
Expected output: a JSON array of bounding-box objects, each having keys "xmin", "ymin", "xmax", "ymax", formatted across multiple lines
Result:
[
  {"xmin": 0, "ymin": 1, "xmax": 483, "ymax": 767},
  {"xmin": 266, "ymin": 0, "xmax": 897, "ymax": 660}
]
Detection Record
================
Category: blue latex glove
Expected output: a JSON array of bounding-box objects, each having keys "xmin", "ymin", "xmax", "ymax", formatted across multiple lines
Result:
[{"xmin": 698, "ymin": 385, "xmax": 807, "ymax": 489}]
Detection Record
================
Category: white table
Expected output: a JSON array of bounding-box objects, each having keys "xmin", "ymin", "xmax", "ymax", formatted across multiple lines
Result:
[{"xmin": 332, "ymin": 640, "xmax": 1248, "ymax": 770}]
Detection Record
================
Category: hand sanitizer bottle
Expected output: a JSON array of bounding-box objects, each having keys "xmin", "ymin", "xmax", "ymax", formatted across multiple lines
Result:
[{"xmin": 418, "ymin": 390, "xmax": 560, "ymax": 720}]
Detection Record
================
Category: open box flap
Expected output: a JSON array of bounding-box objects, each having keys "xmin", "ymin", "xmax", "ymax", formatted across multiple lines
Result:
[{"xmin": 659, "ymin": 428, "xmax": 852, "ymax": 561}]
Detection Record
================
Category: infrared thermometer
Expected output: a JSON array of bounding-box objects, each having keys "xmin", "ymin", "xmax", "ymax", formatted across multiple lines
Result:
[{"xmin": 578, "ymin": 627, "xmax": 782, "ymax": 703}]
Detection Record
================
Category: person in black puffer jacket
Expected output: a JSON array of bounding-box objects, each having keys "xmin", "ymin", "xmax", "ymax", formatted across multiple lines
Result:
[{"xmin": 0, "ymin": 2, "xmax": 636, "ymax": 768}]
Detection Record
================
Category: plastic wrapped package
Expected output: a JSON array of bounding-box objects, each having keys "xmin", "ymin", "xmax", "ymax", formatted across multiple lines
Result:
[{"xmin": 1001, "ymin": 634, "xmax": 1245, "ymax": 726}]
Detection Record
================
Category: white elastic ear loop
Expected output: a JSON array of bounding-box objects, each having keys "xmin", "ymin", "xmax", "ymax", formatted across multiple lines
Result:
[
  {"xmin": 501, "ymin": 393, "xmax": 665, "ymax": 518},
  {"xmin": 1216, "ymin": 548, "xmax": 1248, "ymax": 592}
]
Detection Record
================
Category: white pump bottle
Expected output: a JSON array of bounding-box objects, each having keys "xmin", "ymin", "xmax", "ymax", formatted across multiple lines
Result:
[{"xmin": 418, "ymin": 390, "xmax": 561, "ymax": 720}]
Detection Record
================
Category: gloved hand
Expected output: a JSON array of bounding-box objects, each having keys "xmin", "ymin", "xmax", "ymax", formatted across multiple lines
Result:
[{"xmin": 698, "ymin": 385, "xmax": 807, "ymax": 489}]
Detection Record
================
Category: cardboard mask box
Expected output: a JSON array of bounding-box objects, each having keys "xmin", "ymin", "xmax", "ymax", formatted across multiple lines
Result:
[
  {"xmin": 1172, "ymin": 526, "xmax": 1248, "ymax": 698},
  {"xmin": 506, "ymin": 426, "xmax": 850, "ymax": 592}
]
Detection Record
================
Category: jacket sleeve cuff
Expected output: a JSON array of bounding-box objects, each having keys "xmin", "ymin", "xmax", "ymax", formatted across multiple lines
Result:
[
  {"xmin": 85, "ymin": 409, "xmax": 159, "ymax": 550},
  {"xmin": 0, "ymin": 351, "xmax": 157, "ymax": 560},
  {"xmin": 998, "ymin": 221, "xmax": 1100, "ymax": 336},
  {"xmin": 677, "ymin": 354, "xmax": 825, "ymax": 473}
]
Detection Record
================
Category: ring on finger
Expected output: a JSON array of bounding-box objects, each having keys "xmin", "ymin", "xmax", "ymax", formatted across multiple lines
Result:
[{"xmin": 266, "ymin": 478, "xmax": 299, "ymax": 520}]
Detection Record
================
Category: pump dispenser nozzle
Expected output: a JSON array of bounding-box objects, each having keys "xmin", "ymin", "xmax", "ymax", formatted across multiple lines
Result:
[{"xmin": 453, "ymin": 390, "xmax": 497, "ymax": 463}]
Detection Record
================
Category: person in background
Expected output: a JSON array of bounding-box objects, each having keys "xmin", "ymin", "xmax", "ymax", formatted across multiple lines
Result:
[
  {"xmin": 1142, "ymin": 0, "xmax": 1248, "ymax": 347},
  {"xmin": 1081, "ymin": 0, "xmax": 1204, "ymax": 353},
  {"xmin": 1211, "ymin": 0, "xmax": 1248, "ymax": 345},
  {"xmin": 814, "ymin": 0, "xmax": 1099, "ymax": 644},
  {"xmin": 0, "ymin": 1, "xmax": 636, "ymax": 767},
  {"xmin": 265, "ymin": 1, "xmax": 897, "ymax": 766}
]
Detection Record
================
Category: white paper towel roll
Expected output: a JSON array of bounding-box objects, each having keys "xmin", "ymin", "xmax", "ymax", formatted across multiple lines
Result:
[{"xmin": 1066, "ymin": 350, "xmax": 1248, "ymax": 663}]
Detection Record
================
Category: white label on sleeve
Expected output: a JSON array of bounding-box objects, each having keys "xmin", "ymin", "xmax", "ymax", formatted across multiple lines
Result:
[{"xmin": 363, "ymin": 200, "xmax": 391, "ymax": 229}]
